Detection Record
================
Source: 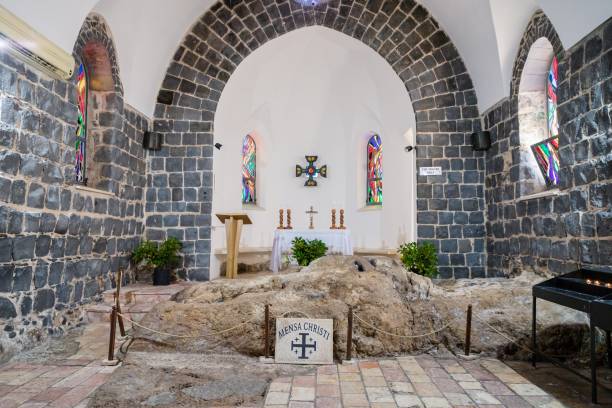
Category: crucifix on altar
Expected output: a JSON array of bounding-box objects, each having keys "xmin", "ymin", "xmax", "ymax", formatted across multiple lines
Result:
[{"xmin": 305, "ymin": 205, "xmax": 318, "ymax": 229}]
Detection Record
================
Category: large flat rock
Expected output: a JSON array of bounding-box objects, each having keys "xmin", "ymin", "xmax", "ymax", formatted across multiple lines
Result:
[{"xmin": 129, "ymin": 256, "xmax": 592, "ymax": 361}]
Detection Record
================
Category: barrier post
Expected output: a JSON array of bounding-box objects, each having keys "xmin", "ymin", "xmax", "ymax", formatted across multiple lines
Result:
[
  {"xmin": 264, "ymin": 304, "xmax": 270, "ymax": 358},
  {"xmin": 107, "ymin": 306, "xmax": 117, "ymax": 363},
  {"xmin": 346, "ymin": 306, "xmax": 353, "ymax": 361},
  {"xmin": 465, "ymin": 304, "xmax": 472, "ymax": 356},
  {"xmin": 115, "ymin": 270, "xmax": 126, "ymax": 337}
]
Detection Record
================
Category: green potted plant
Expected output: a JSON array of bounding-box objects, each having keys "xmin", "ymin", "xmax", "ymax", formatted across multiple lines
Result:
[
  {"xmin": 291, "ymin": 237, "xmax": 328, "ymax": 267},
  {"xmin": 398, "ymin": 242, "xmax": 438, "ymax": 278},
  {"xmin": 132, "ymin": 237, "xmax": 182, "ymax": 285}
]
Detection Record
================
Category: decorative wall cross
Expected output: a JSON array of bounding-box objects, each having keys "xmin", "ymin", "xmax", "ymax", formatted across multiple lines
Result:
[{"xmin": 296, "ymin": 155, "xmax": 327, "ymax": 186}]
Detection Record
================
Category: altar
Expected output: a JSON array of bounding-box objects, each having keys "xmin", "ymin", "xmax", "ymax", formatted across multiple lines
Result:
[{"xmin": 271, "ymin": 229, "xmax": 353, "ymax": 273}]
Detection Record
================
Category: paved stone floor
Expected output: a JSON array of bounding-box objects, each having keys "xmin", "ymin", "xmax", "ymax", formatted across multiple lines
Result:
[
  {"xmin": 264, "ymin": 356, "xmax": 565, "ymax": 408},
  {"xmin": 0, "ymin": 322, "xmax": 120, "ymax": 408}
]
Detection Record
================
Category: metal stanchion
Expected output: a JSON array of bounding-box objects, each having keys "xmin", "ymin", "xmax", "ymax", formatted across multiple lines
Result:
[
  {"xmin": 103, "ymin": 306, "xmax": 120, "ymax": 366},
  {"xmin": 346, "ymin": 306, "xmax": 353, "ymax": 362},
  {"xmin": 115, "ymin": 270, "xmax": 126, "ymax": 337},
  {"xmin": 465, "ymin": 304, "xmax": 472, "ymax": 356},
  {"xmin": 264, "ymin": 304, "xmax": 270, "ymax": 359}
]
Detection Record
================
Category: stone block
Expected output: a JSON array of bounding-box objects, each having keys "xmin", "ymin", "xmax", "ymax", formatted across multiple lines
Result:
[
  {"xmin": 35, "ymin": 235, "xmax": 51, "ymax": 257},
  {"xmin": 0, "ymin": 265, "xmax": 13, "ymax": 292},
  {"xmin": 10, "ymin": 179, "xmax": 26, "ymax": 204},
  {"xmin": 33, "ymin": 288, "xmax": 55, "ymax": 312},
  {"xmin": 0, "ymin": 297, "xmax": 16, "ymax": 319},
  {"xmin": 27, "ymin": 183, "xmax": 45, "ymax": 208},
  {"xmin": 12, "ymin": 266, "xmax": 32, "ymax": 291},
  {"xmin": 34, "ymin": 262, "xmax": 48, "ymax": 289},
  {"xmin": 12, "ymin": 235, "xmax": 35, "ymax": 261}
]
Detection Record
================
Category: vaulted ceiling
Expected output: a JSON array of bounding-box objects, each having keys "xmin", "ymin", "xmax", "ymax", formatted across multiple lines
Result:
[{"xmin": 2, "ymin": 0, "xmax": 611, "ymax": 116}]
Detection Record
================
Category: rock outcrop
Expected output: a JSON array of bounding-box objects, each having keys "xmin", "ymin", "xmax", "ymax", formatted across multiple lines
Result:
[{"xmin": 131, "ymin": 256, "xmax": 593, "ymax": 361}]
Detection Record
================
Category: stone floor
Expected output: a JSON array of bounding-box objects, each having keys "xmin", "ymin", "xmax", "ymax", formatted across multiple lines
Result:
[
  {"xmin": 264, "ymin": 356, "xmax": 566, "ymax": 408},
  {"xmin": 0, "ymin": 323, "xmax": 120, "ymax": 408}
]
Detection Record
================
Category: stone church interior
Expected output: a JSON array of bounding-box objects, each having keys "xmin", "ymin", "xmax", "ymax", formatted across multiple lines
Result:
[{"xmin": 0, "ymin": 0, "xmax": 610, "ymax": 406}]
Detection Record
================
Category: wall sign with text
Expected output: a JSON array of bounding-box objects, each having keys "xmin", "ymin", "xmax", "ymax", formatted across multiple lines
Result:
[
  {"xmin": 275, "ymin": 318, "xmax": 333, "ymax": 364},
  {"xmin": 419, "ymin": 166, "xmax": 443, "ymax": 176}
]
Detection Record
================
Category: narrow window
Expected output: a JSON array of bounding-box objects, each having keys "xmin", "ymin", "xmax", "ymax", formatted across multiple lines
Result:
[
  {"xmin": 547, "ymin": 56, "xmax": 559, "ymax": 138},
  {"xmin": 242, "ymin": 134, "xmax": 256, "ymax": 203},
  {"xmin": 530, "ymin": 56, "xmax": 560, "ymax": 186},
  {"xmin": 367, "ymin": 134, "xmax": 382, "ymax": 205},
  {"xmin": 75, "ymin": 63, "xmax": 88, "ymax": 184}
]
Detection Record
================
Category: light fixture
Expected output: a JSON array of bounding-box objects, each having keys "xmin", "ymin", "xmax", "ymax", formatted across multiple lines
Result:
[
  {"xmin": 214, "ymin": 143, "xmax": 222, "ymax": 150},
  {"xmin": 471, "ymin": 131, "xmax": 491, "ymax": 151},
  {"xmin": 142, "ymin": 131, "xmax": 162, "ymax": 150}
]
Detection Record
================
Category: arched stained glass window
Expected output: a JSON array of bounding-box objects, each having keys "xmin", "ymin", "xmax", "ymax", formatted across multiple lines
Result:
[
  {"xmin": 530, "ymin": 55, "xmax": 560, "ymax": 186},
  {"xmin": 241, "ymin": 134, "xmax": 256, "ymax": 203},
  {"xmin": 75, "ymin": 63, "xmax": 88, "ymax": 184},
  {"xmin": 367, "ymin": 134, "xmax": 382, "ymax": 205},
  {"xmin": 547, "ymin": 56, "xmax": 558, "ymax": 138}
]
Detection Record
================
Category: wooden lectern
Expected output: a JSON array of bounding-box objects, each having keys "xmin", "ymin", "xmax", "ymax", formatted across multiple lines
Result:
[{"xmin": 216, "ymin": 213, "xmax": 252, "ymax": 279}]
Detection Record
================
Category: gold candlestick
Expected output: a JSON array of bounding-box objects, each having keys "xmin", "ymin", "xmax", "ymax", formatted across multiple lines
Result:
[
  {"xmin": 286, "ymin": 209, "xmax": 293, "ymax": 229},
  {"xmin": 339, "ymin": 209, "xmax": 346, "ymax": 229},
  {"xmin": 330, "ymin": 209, "xmax": 337, "ymax": 229},
  {"xmin": 278, "ymin": 209, "xmax": 285, "ymax": 229}
]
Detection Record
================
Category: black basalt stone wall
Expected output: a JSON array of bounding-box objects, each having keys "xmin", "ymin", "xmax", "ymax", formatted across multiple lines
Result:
[
  {"xmin": 150, "ymin": 0, "xmax": 487, "ymax": 280},
  {"xmin": 0, "ymin": 14, "xmax": 148, "ymax": 356},
  {"xmin": 484, "ymin": 12, "xmax": 612, "ymax": 277}
]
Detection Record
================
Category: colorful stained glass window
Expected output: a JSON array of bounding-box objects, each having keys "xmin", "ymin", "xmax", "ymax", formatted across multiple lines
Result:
[
  {"xmin": 241, "ymin": 134, "xmax": 256, "ymax": 203},
  {"xmin": 531, "ymin": 136, "xmax": 560, "ymax": 186},
  {"xmin": 547, "ymin": 56, "xmax": 558, "ymax": 138},
  {"xmin": 75, "ymin": 63, "xmax": 88, "ymax": 184},
  {"xmin": 367, "ymin": 134, "xmax": 382, "ymax": 205}
]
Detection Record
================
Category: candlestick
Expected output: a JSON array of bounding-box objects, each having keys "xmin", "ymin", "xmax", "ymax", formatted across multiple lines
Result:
[
  {"xmin": 278, "ymin": 209, "xmax": 284, "ymax": 229},
  {"xmin": 339, "ymin": 209, "xmax": 346, "ymax": 229},
  {"xmin": 330, "ymin": 209, "xmax": 337, "ymax": 229},
  {"xmin": 286, "ymin": 209, "xmax": 293, "ymax": 229}
]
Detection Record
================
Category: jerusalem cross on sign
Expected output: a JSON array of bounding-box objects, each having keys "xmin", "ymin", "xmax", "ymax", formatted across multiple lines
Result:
[
  {"xmin": 291, "ymin": 333, "xmax": 317, "ymax": 359},
  {"xmin": 296, "ymin": 155, "xmax": 327, "ymax": 186}
]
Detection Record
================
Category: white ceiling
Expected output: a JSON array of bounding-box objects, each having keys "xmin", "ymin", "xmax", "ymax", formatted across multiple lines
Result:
[{"xmin": 1, "ymin": 0, "xmax": 611, "ymax": 116}]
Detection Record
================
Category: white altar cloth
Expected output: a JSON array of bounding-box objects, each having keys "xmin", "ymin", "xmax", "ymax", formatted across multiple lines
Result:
[{"xmin": 271, "ymin": 229, "xmax": 353, "ymax": 273}]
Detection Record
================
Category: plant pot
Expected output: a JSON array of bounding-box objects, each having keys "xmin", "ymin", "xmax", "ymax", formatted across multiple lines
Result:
[{"xmin": 153, "ymin": 267, "xmax": 171, "ymax": 286}]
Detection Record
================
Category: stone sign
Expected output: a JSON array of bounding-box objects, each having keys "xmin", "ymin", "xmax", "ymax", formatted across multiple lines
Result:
[{"xmin": 275, "ymin": 318, "xmax": 333, "ymax": 364}]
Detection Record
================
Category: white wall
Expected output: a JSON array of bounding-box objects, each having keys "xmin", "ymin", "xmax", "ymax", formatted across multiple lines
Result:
[{"xmin": 212, "ymin": 26, "xmax": 416, "ymax": 279}]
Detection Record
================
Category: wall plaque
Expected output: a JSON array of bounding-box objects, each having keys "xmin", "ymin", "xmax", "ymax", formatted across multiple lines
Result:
[
  {"xmin": 419, "ymin": 166, "xmax": 443, "ymax": 176},
  {"xmin": 275, "ymin": 318, "xmax": 333, "ymax": 364}
]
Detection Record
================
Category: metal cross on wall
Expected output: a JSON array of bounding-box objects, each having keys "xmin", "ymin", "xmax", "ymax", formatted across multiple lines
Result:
[{"xmin": 296, "ymin": 155, "xmax": 327, "ymax": 186}]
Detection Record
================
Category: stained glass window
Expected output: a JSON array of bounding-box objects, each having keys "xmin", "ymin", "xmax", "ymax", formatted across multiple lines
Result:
[
  {"xmin": 531, "ymin": 136, "xmax": 560, "ymax": 186},
  {"xmin": 75, "ymin": 63, "xmax": 88, "ymax": 184},
  {"xmin": 367, "ymin": 134, "xmax": 382, "ymax": 205},
  {"xmin": 241, "ymin": 134, "xmax": 256, "ymax": 203},
  {"xmin": 528, "ymin": 56, "xmax": 560, "ymax": 186},
  {"xmin": 547, "ymin": 56, "xmax": 558, "ymax": 138}
]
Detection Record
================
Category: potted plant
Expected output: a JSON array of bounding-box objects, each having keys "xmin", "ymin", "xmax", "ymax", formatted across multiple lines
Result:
[
  {"xmin": 291, "ymin": 237, "xmax": 328, "ymax": 267},
  {"xmin": 132, "ymin": 237, "xmax": 182, "ymax": 285},
  {"xmin": 397, "ymin": 242, "xmax": 438, "ymax": 278}
]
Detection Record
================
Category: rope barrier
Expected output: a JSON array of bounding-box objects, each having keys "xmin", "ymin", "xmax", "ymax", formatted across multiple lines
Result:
[
  {"xmin": 352, "ymin": 312, "xmax": 451, "ymax": 339},
  {"xmin": 117, "ymin": 312, "xmax": 256, "ymax": 339},
  {"xmin": 276, "ymin": 310, "xmax": 311, "ymax": 318}
]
